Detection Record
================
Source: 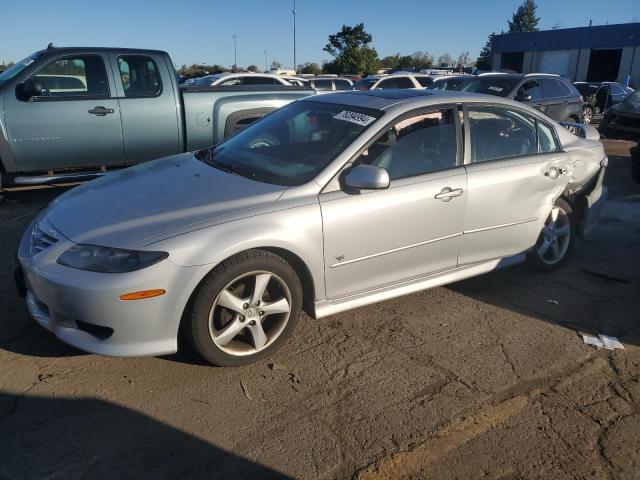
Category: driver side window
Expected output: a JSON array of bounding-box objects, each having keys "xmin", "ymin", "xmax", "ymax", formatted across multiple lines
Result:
[
  {"xmin": 517, "ymin": 80, "xmax": 542, "ymax": 101},
  {"xmin": 356, "ymin": 108, "xmax": 458, "ymax": 180}
]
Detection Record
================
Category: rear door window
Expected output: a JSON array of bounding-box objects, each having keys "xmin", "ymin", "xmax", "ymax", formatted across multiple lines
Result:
[
  {"xmin": 415, "ymin": 76, "xmax": 434, "ymax": 87},
  {"xmin": 334, "ymin": 79, "xmax": 351, "ymax": 90},
  {"xmin": 468, "ymin": 107, "xmax": 538, "ymax": 163},
  {"xmin": 118, "ymin": 55, "xmax": 161, "ymax": 97},
  {"xmin": 378, "ymin": 77, "xmax": 415, "ymax": 89},
  {"xmin": 242, "ymin": 76, "xmax": 280, "ymax": 85},
  {"xmin": 541, "ymin": 79, "xmax": 570, "ymax": 99},
  {"xmin": 33, "ymin": 55, "xmax": 110, "ymax": 97},
  {"xmin": 313, "ymin": 79, "xmax": 333, "ymax": 91}
]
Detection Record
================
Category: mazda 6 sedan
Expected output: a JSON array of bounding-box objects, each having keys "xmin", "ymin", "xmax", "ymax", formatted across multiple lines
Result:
[{"xmin": 16, "ymin": 90, "xmax": 607, "ymax": 366}]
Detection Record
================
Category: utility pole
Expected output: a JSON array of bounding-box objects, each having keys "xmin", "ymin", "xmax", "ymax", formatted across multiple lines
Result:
[
  {"xmin": 292, "ymin": 0, "xmax": 297, "ymax": 72},
  {"xmin": 232, "ymin": 34, "xmax": 237, "ymax": 71},
  {"xmin": 264, "ymin": 50, "xmax": 268, "ymax": 72}
]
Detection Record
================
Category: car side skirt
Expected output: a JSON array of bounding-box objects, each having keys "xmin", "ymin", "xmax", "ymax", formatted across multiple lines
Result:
[{"xmin": 313, "ymin": 254, "xmax": 526, "ymax": 319}]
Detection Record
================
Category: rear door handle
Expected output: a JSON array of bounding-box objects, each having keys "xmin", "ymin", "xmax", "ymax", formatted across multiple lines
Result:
[
  {"xmin": 88, "ymin": 106, "xmax": 114, "ymax": 116},
  {"xmin": 435, "ymin": 187, "xmax": 463, "ymax": 202}
]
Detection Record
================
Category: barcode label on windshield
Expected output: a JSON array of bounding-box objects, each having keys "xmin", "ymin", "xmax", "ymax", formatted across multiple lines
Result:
[{"xmin": 334, "ymin": 111, "xmax": 376, "ymax": 126}]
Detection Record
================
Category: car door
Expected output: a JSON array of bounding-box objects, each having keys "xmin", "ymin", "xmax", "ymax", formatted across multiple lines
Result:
[
  {"xmin": 4, "ymin": 52, "xmax": 124, "ymax": 171},
  {"xmin": 320, "ymin": 106, "xmax": 467, "ymax": 299},
  {"xmin": 608, "ymin": 84, "xmax": 628, "ymax": 105},
  {"xmin": 460, "ymin": 105, "xmax": 571, "ymax": 265},
  {"xmin": 109, "ymin": 51, "xmax": 181, "ymax": 164},
  {"xmin": 540, "ymin": 78, "xmax": 571, "ymax": 121}
]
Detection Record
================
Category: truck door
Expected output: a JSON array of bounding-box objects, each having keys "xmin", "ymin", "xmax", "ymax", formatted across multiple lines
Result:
[
  {"xmin": 108, "ymin": 52, "xmax": 181, "ymax": 163},
  {"xmin": 4, "ymin": 52, "xmax": 124, "ymax": 171}
]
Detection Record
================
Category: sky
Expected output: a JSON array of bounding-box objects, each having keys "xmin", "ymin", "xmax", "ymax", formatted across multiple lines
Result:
[{"xmin": 1, "ymin": 0, "xmax": 639, "ymax": 69}]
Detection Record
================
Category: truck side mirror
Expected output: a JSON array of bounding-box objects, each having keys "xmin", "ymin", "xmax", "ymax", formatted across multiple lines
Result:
[{"xmin": 19, "ymin": 79, "xmax": 43, "ymax": 99}]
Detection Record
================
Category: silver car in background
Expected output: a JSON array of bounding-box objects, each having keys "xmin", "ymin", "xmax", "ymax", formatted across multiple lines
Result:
[{"xmin": 16, "ymin": 90, "xmax": 607, "ymax": 366}]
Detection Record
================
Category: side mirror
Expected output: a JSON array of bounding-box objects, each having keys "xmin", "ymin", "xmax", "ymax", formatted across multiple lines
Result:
[
  {"xmin": 19, "ymin": 79, "xmax": 43, "ymax": 99},
  {"xmin": 342, "ymin": 164, "xmax": 390, "ymax": 191},
  {"xmin": 515, "ymin": 92, "xmax": 532, "ymax": 102}
]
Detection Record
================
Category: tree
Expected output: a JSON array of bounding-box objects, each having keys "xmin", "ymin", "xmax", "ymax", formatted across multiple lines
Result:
[
  {"xmin": 476, "ymin": 34, "xmax": 494, "ymax": 70},
  {"xmin": 246, "ymin": 64, "xmax": 259, "ymax": 72},
  {"xmin": 437, "ymin": 53, "xmax": 453, "ymax": 67},
  {"xmin": 508, "ymin": 0, "xmax": 540, "ymax": 33},
  {"xmin": 270, "ymin": 60, "xmax": 282, "ymax": 70},
  {"xmin": 456, "ymin": 51, "xmax": 471, "ymax": 68},
  {"xmin": 323, "ymin": 23, "xmax": 379, "ymax": 75},
  {"xmin": 297, "ymin": 62, "xmax": 322, "ymax": 75},
  {"xmin": 411, "ymin": 51, "xmax": 434, "ymax": 70}
]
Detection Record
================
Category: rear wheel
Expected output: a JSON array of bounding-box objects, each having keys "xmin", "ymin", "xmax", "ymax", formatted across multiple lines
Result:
[
  {"xmin": 582, "ymin": 106, "xmax": 594, "ymax": 125},
  {"xmin": 185, "ymin": 250, "xmax": 303, "ymax": 366},
  {"xmin": 526, "ymin": 198, "xmax": 575, "ymax": 270}
]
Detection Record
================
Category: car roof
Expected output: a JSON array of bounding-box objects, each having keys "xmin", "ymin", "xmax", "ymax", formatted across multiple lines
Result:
[{"xmin": 301, "ymin": 89, "xmax": 521, "ymax": 111}]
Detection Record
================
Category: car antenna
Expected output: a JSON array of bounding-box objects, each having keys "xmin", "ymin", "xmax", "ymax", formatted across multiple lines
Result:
[{"xmin": 47, "ymin": 42, "xmax": 55, "ymax": 50}]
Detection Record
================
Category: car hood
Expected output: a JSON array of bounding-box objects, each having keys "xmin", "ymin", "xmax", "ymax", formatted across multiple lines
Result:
[{"xmin": 47, "ymin": 153, "xmax": 286, "ymax": 248}]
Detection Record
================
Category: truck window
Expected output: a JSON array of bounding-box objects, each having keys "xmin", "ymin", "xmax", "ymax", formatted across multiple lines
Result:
[
  {"xmin": 118, "ymin": 55, "xmax": 162, "ymax": 97},
  {"xmin": 33, "ymin": 55, "xmax": 109, "ymax": 97}
]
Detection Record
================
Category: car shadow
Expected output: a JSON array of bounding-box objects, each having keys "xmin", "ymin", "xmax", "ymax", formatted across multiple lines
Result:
[{"xmin": 0, "ymin": 391, "xmax": 293, "ymax": 480}]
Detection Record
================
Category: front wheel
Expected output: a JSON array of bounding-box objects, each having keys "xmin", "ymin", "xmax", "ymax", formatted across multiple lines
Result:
[
  {"xmin": 526, "ymin": 198, "xmax": 575, "ymax": 271},
  {"xmin": 582, "ymin": 106, "xmax": 594, "ymax": 125},
  {"xmin": 185, "ymin": 250, "xmax": 303, "ymax": 366}
]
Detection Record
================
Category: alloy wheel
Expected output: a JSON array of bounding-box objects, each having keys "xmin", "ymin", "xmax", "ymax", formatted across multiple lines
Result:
[
  {"xmin": 583, "ymin": 107, "xmax": 593, "ymax": 124},
  {"xmin": 208, "ymin": 271, "xmax": 292, "ymax": 356},
  {"xmin": 536, "ymin": 206, "xmax": 571, "ymax": 265}
]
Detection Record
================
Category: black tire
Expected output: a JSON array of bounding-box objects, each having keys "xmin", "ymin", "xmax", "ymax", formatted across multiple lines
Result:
[
  {"xmin": 185, "ymin": 249, "xmax": 303, "ymax": 367},
  {"xmin": 526, "ymin": 197, "xmax": 576, "ymax": 271}
]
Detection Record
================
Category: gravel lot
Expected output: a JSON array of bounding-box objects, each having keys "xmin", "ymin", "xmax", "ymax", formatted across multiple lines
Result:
[{"xmin": 1, "ymin": 139, "xmax": 639, "ymax": 480}]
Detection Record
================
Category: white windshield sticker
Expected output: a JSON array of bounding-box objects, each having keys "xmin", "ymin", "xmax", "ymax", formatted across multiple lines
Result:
[
  {"xmin": 488, "ymin": 86, "xmax": 504, "ymax": 92},
  {"xmin": 334, "ymin": 110, "xmax": 376, "ymax": 126}
]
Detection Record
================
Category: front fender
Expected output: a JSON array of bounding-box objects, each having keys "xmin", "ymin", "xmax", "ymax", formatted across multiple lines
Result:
[{"xmin": 148, "ymin": 202, "xmax": 326, "ymax": 301}]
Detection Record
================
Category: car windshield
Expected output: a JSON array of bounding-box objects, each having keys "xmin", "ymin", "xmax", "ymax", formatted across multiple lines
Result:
[
  {"xmin": 0, "ymin": 52, "xmax": 43, "ymax": 88},
  {"xmin": 453, "ymin": 77, "xmax": 520, "ymax": 97},
  {"xmin": 352, "ymin": 79, "xmax": 378, "ymax": 90},
  {"xmin": 201, "ymin": 100, "xmax": 383, "ymax": 186}
]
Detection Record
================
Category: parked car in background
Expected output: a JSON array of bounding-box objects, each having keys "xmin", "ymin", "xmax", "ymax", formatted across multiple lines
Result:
[
  {"xmin": 190, "ymin": 72, "xmax": 292, "ymax": 87},
  {"xmin": 452, "ymin": 73, "xmax": 584, "ymax": 123},
  {"xmin": 306, "ymin": 76, "xmax": 353, "ymax": 91},
  {"xmin": 352, "ymin": 73, "xmax": 434, "ymax": 90},
  {"xmin": 428, "ymin": 75, "xmax": 471, "ymax": 91},
  {"xmin": 573, "ymin": 81, "xmax": 634, "ymax": 124},
  {"xmin": 600, "ymin": 90, "xmax": 640, "ymax": 139},
  {"xmin": 280, "ymin": 76, "xmax": 308, "ymax": 86},
  {"xmin": 342, "ymin": 74, "xmax": 362, "ymax": 82},
  {"xmin": 0, "ymin": 47, "xmax": 314, "ymax": 187},
  {"xmin": 16, "ymin": 89, "xmax": 606, "ymax": 366}
]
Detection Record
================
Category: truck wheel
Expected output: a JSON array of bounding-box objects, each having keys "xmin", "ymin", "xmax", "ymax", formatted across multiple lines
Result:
[
  {"xmin": 185, "ymin": 250, "xmax": 303, "ymax": 366},
  {"xmin": 526, "ymin": 198, "xmax": 575, "ymax": 271}
]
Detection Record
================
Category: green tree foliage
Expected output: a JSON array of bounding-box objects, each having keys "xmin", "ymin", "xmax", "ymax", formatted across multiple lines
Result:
[
  {"xmin": 323, "ymin": 23, "xmax": 379, "ymax": 75},
  {"xmin": 270, "ymin": 60, "xmax": 282, "ymax": 70},
  {"xmin": 246, "ymin": 64, "xmax": 259, "ymax": 72},
  {"xmin": 177, "ymin": 64, "xmax": 229, "ymax": 76},
  {"xmin": 476, "ymin": 34, "xmax": 495, "ymax": 70},
  {"xmin": 508, "ymin": 0, "xmax": 540, "ymax": 33},
  {"xmin": 378, "ymin": 51, "xmax": 434, "ymax": 71},
  {"xmin": 297, "ymin": 62, "xmax": 322, "ymax": 75}
]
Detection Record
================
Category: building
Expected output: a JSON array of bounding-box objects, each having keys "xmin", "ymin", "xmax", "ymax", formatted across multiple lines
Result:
[{"xmin": 491, "ymin": 23, "xmax": 640, "ymax": 87}]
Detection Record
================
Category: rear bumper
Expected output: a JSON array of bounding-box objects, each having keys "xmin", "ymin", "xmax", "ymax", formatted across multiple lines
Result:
[{"xmin": 581, "ymin": 165, "xmax": 607, "ymax": 238}]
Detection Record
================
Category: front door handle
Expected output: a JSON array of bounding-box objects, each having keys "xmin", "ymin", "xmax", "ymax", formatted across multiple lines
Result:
[
  {"xmin": 544, "ymin": 167, "xmax": 568, "ymax": 179},
  {"xmin": 88, "ymin": 106, "xmax": 114, "ymax": 116},
  {"xmin": 435, "ymin": 187, "xmax": 463, "ymax": 202}
]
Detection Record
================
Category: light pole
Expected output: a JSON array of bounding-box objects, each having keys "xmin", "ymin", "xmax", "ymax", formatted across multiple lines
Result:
[
  {"xmin": 232, "ymin": 34, "xmax": 237, "ymax": 71},
  {"xmin": 264, "ymin": 50, "xmax": 268, "ymax": 72},
  {"xmin": 292, "ymin": 0, "xmax": 296, "ymax": 72}
]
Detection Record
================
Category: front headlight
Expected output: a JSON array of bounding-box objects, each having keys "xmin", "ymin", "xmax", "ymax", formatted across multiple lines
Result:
[{"xmin": 57, "ymin": 244, "xmax": 168, "ymax": 273}]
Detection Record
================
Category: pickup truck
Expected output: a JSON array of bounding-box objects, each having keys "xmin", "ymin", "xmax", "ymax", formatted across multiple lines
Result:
[{"xmin": 0, "ymin": 46, "xmax": 314, "ymax": 187}]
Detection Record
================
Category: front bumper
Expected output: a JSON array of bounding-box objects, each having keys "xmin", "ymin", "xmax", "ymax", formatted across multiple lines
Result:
[{"xmin": 17, "ymin": 219, "xmax": 211, "ymax": 357}]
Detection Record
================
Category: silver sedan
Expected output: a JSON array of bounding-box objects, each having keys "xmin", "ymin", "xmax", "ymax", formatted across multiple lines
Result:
[{"xmin": 16, "ymin": 90, "xmax": 607, "ymax": 366}]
